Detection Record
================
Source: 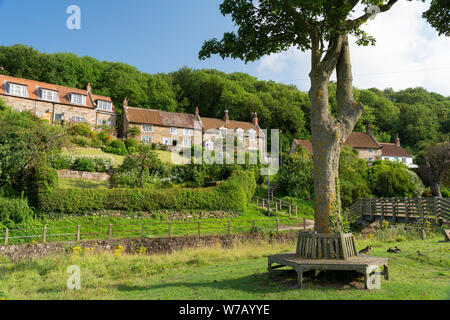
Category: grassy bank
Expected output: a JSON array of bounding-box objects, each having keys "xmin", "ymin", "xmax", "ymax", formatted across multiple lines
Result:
[{"xmin": 0, "ymin": 233, "xmax": 448, "ymax": 300}]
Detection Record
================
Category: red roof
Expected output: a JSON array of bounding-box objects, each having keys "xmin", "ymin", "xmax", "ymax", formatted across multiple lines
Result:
[
  {"xmin": 293, "ymin": 132, "xmax": 381, "ymax": 154},
  {"xmin": 0, "ymin": 74, "xmax": 116, "ymax": 112},
  {"xmin": 201, "ymin": 117, "xmax": 259, "ymax": 132},
  {"xmin": 125, "ymin": 107, "xmax": 197, "ymax": 129},
  {"xmin": 380, "ymin": 143, "xmax": 412, "ymax": 157}
]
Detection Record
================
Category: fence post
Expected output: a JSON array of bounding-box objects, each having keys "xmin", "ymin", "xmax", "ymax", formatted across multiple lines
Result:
[
  {"xmin": 360, "ymin": 198, "xmax": 364, "ymax": 221},
  {"xmin": 76, "ymin": 225, "xmax": 81, "ymax": 243},
  {"xmin": 275, "ymin": 202, "xmax": 278, "ymax": 212},
  {"xmin": 168, "ymin": 222, "xmax": 171, "ymax": 238},
  {"xmin": 198, "ymin": 221, "xmax": 201, "ymax": 237},
  {"xmin": 303, "ymin": 218, "xmax": 306, "ymax": 230},
  {"xmin": 289, "ymin": 205, "xmax": 291, "ymax": 217},
  {"xmin": 4, "ymin": 228, "xmax": 8, "ymax": 246},
  {"xmin": 405, "ymin": 197, "xmax": 409, "ymax": 224},
  {"xmin": 433, "ymin": 197, "xmax": 438, "ymax": 217},
  {"xmin": 276, "ymin": 219, "xmax": 279, "ymax": 233},
  {"xmin": 228, "ymin": 220, "xmax": 231, "ymax": 235},
  {"xmin": 108, "ymin": 224, "xmax": 112, "ymax": 240},
  {"xmin": 42, "ymin": 227, "xmax": 47, "ymax": 244},
  {"xmin": 141, "ymin": 223, "xmax": 145, "ymax": 238}
]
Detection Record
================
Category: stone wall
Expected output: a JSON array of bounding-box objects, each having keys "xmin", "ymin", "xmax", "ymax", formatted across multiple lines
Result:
[
  {"xmin": 57, "ymin": 170, "xmax": 110, "ymax": 181},
  {"xmin": 0, "ymin": 231, "xmax": 299, "ymax": 262}
]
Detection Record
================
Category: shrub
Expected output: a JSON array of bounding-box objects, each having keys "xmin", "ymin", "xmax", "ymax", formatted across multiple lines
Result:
[
  {"xmin": 0, "ymin": 197, "xmax": 34, "ymax": 229},
  {"xmin": 71, "ymin": 136, "xmax": 91, "ymax": 147},
  {"xmin": 160, "ymin": 144, "xmax": 169, "ymax": 151},
  {"xmin": 110, "ymin": 139, "xmax": 127, "ymax": 150},
  {"xmin": 90, "ymin": 137, "xmax": 104, "ymax": 149},
  {"xmin": 125, "ymin": 138, "xmax": 139, "ymax": 150},
  {"xmin": 103, "ymin": 146, "xmax": 129, "ymax": 156},
  {"xmin": 39, "ymin": 170, "xmax": 256, "ymax": 215},
  {"xmin": 278, "ymin": 148, "xmax": 314, "ymax": 199},
  {"xmin": 51, "ymin": 155, "xmax": 74, "ymax": 170},
  {"xmin": 67, "ymin": 123, "xmax": 93, "ymax": 138},
  {"xmin": 441, "ymin": 187, "xmax": 450, "ymax": 198},
  {"xmin": 151, "ymin": 143, "xmax": 157, "ymax": 150},
  {"xmin": 73, "ymin": 158, "xmax": 96, "ymax": 172}
]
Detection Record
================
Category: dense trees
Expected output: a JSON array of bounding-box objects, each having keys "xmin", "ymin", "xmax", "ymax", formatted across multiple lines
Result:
[{"xmin": 0, "ymin": 44, "xmax": 447, "ymax": 155}]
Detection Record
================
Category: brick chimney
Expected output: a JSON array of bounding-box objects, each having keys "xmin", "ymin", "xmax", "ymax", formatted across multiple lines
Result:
[
  {"xmin": 86, "ymin": 82, "xmax": 92, "ymax": 93},
  {"xmin": 366, "ymin": 123, "xmax": 372, "ymax": 135},
  {"xmin": 395, "ymin": 133, "xmax": 400, "ymax": 147},
  {"xmin": 123, "ymin": 97, "xmax": 128, "ymax": 107},
  {"xmin": 195, "ymin": 106, "xmax": 200, "ymax": 117},
  {"xmin": 223, "ymin": 110, "xmax": 229, "ymax": 123},
  {"xmin": 252, "ymin": 112, "xmax": 258, "ymax": 126}
]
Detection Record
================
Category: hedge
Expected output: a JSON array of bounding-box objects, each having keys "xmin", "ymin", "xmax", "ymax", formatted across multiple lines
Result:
[
  {"xmin": 38, "ymin": 170, "xmax": 256, "ymax": 215},
  {"xmin": 0, "ymin": 197, "xmax": 34, "ymax": 229}
]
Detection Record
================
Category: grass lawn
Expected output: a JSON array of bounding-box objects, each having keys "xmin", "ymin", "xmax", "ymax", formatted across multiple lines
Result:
[
  {"xmin": 0, "ymin": 234, "xmax": 448, "ymax": 300},
  {"xmin": 5, "ymin": 204, "xmax": 307, "ymax": 245},
  {"xmin": 57, "ymin": 178, "xmax": 109, "ymax": 190},
  {"xmin": 63, "ymin": 147, "xmax": 187, "ymax": 167}
]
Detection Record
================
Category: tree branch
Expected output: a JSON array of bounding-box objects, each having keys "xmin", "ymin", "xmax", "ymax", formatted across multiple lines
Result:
[{"xmin": 346, "ymin": 0, "xmax": 399, "ymax": 28}]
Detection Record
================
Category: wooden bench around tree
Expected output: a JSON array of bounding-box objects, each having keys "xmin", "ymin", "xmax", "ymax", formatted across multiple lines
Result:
[{"xmin": 268, "ymin": 253, "xmax": 389, "ymax": 290}]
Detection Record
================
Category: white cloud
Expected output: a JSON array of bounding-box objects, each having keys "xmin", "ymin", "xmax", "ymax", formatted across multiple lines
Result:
[{"xmin": 256, "ymin": 1, "xmax": 450, "ymax": 96}]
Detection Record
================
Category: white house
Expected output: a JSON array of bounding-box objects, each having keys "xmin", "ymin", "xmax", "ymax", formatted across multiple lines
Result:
[{"xmin": 380, "ymin": 134, "xmax": 418, "ymax": 169}]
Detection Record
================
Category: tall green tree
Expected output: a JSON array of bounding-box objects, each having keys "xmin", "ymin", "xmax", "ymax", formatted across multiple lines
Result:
[{"xmin": 199, "ymin": 0, "xmax": 446, "ymax": 233}]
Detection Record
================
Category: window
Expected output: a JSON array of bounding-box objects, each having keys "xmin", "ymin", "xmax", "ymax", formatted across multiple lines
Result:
[
  {"xmin": 70, "ymin": 93, "xmax": 86, "ymax": 105},
  {"xmin": 205, "ymin": 141, "xmax": 214, "ymax": 150},
  {"xmin": 97, "ymin": 100, "xmax": 113, "ymax": 112},
  {"xmin": 369, "ymin": 149, "xmax": 374, "ymax": 153},
  {"xmin": 54, "ymin": 114, "xmax": 63, "ymax": 123},
  {"xmin": 162, "ymin": 137, "xmax": 171, "ymax": 146},
  {"xmin": 72, "ymin": 116, "xmax": 85, "ymax": 123},
  {"xmin": 402, "ymin": 158, "xmax": 407, "ymax": 163},
  {"xmin": 142, "ymin": 124, "xmax": 153, "ymax": 132},
  {"xmin": 41, "ymin": 89, "xmax": 58, "ymax": 102},
  {"xmin": 171, "ymin": 128, "xmax": 178, "ymax": 135},
  {"xmin": 35, "ymin": 111, "xmax": 44, "ymax": 118},
  {"xmin": 8, "ymin": 83, "xmax": 28, "ymax": 97},
  {"xmin": 394, "ymin": 157, "xmax": 399, "ymax": 162},
  {"xmin": 248, "ymin": 130, "xmax": 256, "ymax": 140},
  {"xmin": 142, "ymin": 136, "xmax": 153, "ymax": 144},
  {"xmin": 220, "ymin": 128, "xmax": 227, "ymax": 138},
  {"xmin": 236, "ymin": 129, "xmax": 244, "ymax": 139},
  {"xmin": 183, "ymin": 139, "xmax": 192, "ymax": 147},
  {"xmin": 184, "ymin": 128, "xmax": 194, "ymax": 136}
]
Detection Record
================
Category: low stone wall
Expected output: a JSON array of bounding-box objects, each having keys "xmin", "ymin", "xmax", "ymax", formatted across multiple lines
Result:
[
  {"xmin": 0, "ymin": 231, "xmax": 299, "ymax": 262},
  {"xmin": 57, "ymin": 170, "xmax": 110, "ymax": 181}
]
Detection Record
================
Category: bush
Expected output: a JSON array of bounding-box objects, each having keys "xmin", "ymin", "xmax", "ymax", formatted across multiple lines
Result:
[
  {"xmin": 110, "ymin": 139, "xmax": 127, "ymax": 150},
  {"xmin": 103, "ymin": 146, "xmax": 129, "ymax": 156},
  {"xmin": 71, "ymin": 136, "xmax": 91, "ymax": 147},
  {"xmin": 67, "ymin": 123, "xmax": 93, "ymax": 138},
  {"xmin": 73, "ymin": 158, "xmax": 96, "ymax": 172},
  {"xmin": 50, "ymin": 155, "xmax": 114, "ymax": 173},
  {"xmin": 278, "ymin": 148, "xmax": 314, "ymax": 199},
  {"xmin": 0, "ymin": 197, "xmax": 34, "ymax": 229},
  {"xmin": 441, "ymin": 187, "xmax": 450, "ymax": 198},
  {"xmin": 128, "ymin": 126, "xmax": 141, "ymax": 138},
  {"xmin": 39, "ymin": 170, "xmax": 256, "ymax": 215},
  {"xmin": 124, "ymin": 138, "xmax": 138, "ymax": 150}
]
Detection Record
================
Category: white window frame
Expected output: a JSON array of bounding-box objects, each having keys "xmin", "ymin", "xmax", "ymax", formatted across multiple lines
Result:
[
  {"xmin": 205, "ymin": 141, "xmax": 214, "ymax": 150},
  {"xmin": 183, "ymin": 138, "xmax": 193, "ymax": 147},
  {"xmin": 35, "ymin": 111, "xmax": 44, "ymax": 118},
  {"xmin": 70, "ymin": 93, "xmax": 87, "ymax": 105},
  {"xmin": 8, "ymin": 83, "xmax": 28, "ymax": 97},
  {"xmin": 236, "ymin": 128, "xmax": 244, "ymax": 139},
  {"xmin": 171, "ymin": 127, "xmax": 178, "ymax": 135},
  {"xmin": 183, "ymin": 128, "xmax": 194, "ymax": 136},
  {"xmin": 97, "ymin": 100, "xmax": 113, "ymax": 112},
  {"xmin": 72, "ymin": 116, "xmax": 86, "ymax": 123},
  {"xmin": 142, "ymin": 124, "xmax": 153, "ymax": 133},
  {"xmin": 248, "ymin": 130, "xmax": 256, "ymax": 141},
  {"xmin": 142, "ymin": 135, "xmax": 153, "ymax": 144},
  {"xmin": 162, "ymin": 137, "xmax": 171, "ymax": 146},
  {"xmin": 40, "ymin": 88, "xmax": 59, "ymax": 102},
  {"xmin": 220, "ymin": 128, "xmax": 227, "ymax": 138}
]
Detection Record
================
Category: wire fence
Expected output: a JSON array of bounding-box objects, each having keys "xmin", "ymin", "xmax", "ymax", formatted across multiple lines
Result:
[{"xmin": 1, "ymin": 217, "xmax": 309, "ymax": 246}]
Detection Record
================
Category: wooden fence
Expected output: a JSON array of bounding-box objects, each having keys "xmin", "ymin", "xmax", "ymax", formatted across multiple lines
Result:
[
  {"xmin": 254, "ymin": 196, "xmax": 298, "ymax": 217},
  {"xmin": 0, "ymin": 217, "xmax": 308, "ymax": 246},
  {"xmin": 349, "ymin": 197, "xmax": 450, "ymax": 224}
]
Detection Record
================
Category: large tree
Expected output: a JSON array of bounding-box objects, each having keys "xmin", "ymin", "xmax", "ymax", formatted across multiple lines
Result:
[{"xmin": 199, "ymin": 0, "xmax": 447, "ymax": 233}]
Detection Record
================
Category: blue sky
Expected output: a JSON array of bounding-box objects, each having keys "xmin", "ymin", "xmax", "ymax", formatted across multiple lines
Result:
[{"xmin": 0, "ymin": 0, "xmax": 449, "ymax": 95}]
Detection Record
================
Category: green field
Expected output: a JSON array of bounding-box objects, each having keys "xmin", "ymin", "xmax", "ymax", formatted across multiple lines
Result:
[
  {"xmin": 0, "ymin": 234, "xmax": 448, "ymax": 300},
  {"xmin": 63, "ymin": 147, "xmax": 187, "ymax": 167}
]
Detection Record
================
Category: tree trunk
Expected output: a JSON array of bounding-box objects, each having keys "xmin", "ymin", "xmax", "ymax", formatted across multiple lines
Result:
[
  {"xmin": 309, "ymin": 34, "xmax": 364, "ymax": 234},
  {"xmin": 426, "ymin": 160, "xmax": 442, "ymax": 198}
]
